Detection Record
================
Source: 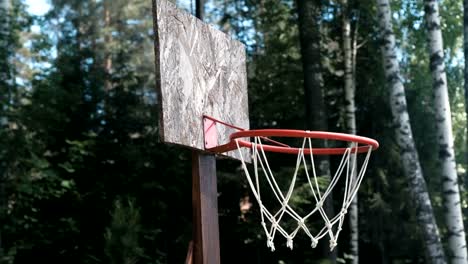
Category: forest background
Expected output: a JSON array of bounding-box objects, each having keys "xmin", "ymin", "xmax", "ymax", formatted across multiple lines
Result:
[{"xmin": 1, "ymin": 0, "xmax": 468, "ymax": 263}]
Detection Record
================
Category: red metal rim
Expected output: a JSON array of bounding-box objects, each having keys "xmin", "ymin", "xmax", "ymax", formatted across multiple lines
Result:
[{"xmin": 230, "ymin": 129, "xmax": 379, "ymax": 155}]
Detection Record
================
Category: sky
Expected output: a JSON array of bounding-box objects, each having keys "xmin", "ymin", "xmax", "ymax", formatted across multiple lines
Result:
[
  {"xmin": 24, "ymin": 0, "xmax": 54, "ymax": 68},
  {"xmin": 25, "ymin": 0, "xmax": 51, "ymax": 16}
]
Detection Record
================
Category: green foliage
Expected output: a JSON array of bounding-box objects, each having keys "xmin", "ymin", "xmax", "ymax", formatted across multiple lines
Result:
[
  {"xmin": 1, "ymin": 0, "xmax": 191, "ymax": 262},
  {"xmin": 105, "ymin": 198, "xmax": 145, "ymax": 264},
  {"xmin": 1, "ymin": 0, "xmax": 467, "ymax": 263}
]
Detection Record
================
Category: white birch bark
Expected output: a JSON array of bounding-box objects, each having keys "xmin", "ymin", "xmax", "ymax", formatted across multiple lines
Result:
[
  {"xmin": 424, "ymin": 1, "xmax": 468, "ymax": 263},
  {"xmin": 376, "ymin": 0, "xmax": 446, "ymax": 263},
  {"xmin": 464, "ymin": 0, "xmax": 468, "ymax": 229},
  {"xmin": 342, "ymin": 0, "xmax": 358, "ymax": 263}
]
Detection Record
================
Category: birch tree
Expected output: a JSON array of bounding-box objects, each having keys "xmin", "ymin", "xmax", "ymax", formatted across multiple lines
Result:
[
  {"xmin": 424, "ymin": 1, "xmax": 468, "ymax": 263},
  {"xmin": 376, "ymin": 0, "xmax": 446, "ymax": 263},
  {"xmin": 341, "ymin": 0, "xmax": 358, "ymax": 262},
  {"xmin": 463, "ymin": 0, "xmax": 468, "ymax": 198}
]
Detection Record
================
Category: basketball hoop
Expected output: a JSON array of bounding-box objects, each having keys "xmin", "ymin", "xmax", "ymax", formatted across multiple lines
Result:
[{"xmin": 203, "ymin": 115, "xmax": 379, "ymax": 251}]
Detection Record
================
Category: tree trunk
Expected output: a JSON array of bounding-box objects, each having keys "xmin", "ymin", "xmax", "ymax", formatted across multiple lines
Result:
[
  {"xmin": 195, "ymin": 0, "xmax": 203, "ymax": 20},
  {"xmin": 0, "ymin": 0, "xmax": 10, "ymax": 87},
  {"xmin": 0, "ymin": 0, "xmax": 10, "ymax": 258},
  {"xmin": 0, "ymin": 0, "xmax": 10, "ymax": 42},
  {"xmin": 342, "ymin": 0, "xmax": 358, "ymax": 263},
  {"xmin": 463, "ymin": 0, "xmax": 468, "ymax": 244},
  {"xmin": 296, "ymin": 1, "xmax": 326, "ymax": 132},
  {"xmin": 296, "ymin": 1, "xmax": 336, "ymax": 262},
  {"xmin": 104, "ymin": 0, "xmax": 112, "ymax": 91},
  {"xmin": 424, "ymin": 1, "xmax": 468, "ymax": 263},
  {"xmin": 376, "ymin": 0, "xmax": 446, "ymax": 263}
]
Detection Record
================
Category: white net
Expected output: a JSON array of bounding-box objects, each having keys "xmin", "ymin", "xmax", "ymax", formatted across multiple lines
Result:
[{"xmin": 235, "ymin": 136, "xmax": 372, "ymax": 251}]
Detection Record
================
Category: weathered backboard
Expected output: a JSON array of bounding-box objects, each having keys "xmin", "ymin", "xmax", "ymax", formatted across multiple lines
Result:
[{"xmin": 152, "ymin": 0, "xmax": 249, "ymax": 160}]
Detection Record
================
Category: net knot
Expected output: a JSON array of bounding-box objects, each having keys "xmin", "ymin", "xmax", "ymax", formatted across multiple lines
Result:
[
  {"xmin": 299, "ymin": 218, "xmax": 306, "ymax": 228},
  {"xmin": 329, "ymin": 239, "xmax": 337, "ymax": 250},
  {"xmin": 286, "ymin": 237, "xmax": 293, "ymax": 249},
  {"xmin": 311, "ymin": 238, "xmax": 318, "ymax": 248},
  {"xmin": 340, "ymin": 208, "xmax": 347, "ymax": 216},
  {"xmin": 271, "ymin": 219, "xmax": 278, "ymax": 228},
  {"xmin": 316, "ymin": 201, "xmax": 323, "ymax": 208},
  {"xmin": 233, "ymin": 129, "xmax": 375, "ymax": 251},
  {"xmin": 267, "ymin": 239, "xmax": 275, "ymax": 252}
]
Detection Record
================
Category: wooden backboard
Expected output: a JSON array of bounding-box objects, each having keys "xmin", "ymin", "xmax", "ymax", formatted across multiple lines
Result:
[{"xmin": 152, "ymin": 0, "xmax": 250, "ymax": 160}]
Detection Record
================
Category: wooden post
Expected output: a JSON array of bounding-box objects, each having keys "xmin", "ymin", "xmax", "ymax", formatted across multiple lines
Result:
[
  {"xmin": 192, "ymin": 151, "xmax": 220, "ymax": 264},
  {"xmin": 191, "ymin": 3, "xmax": 220, "ymax": 263}
]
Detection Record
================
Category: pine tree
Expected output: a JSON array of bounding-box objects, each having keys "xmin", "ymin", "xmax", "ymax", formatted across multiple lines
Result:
[
  {"xmin": 0, "ymin": 0, "xmax": 10, "ymax": 259},
  {"xmin": 296, "ymin": 0, "xmax": 336, "ymax": 262}
]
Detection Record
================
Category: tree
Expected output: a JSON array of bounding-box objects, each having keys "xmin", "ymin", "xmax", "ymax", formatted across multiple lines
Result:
[
  {"xmin": 424, "ymin": 0, "xmax": 468, "ymax": 262},
  {"xmin": 296, "ymin": 0, "xmax": 336, "ymax": 262},
  {"xmin": 341, "ymin": 0, "xmax": 359, "ymax": 262},
  {"xmin": 465, "ymin": 0, "xmax": 468, "ymax": 173},
  {"xmin": 104, "ymin": 199, "xmax": 144, "ymax": 264},
  {"xmin": 0, "ymin": 0, "xmax": 33, "ymax": 260},
  {"xmin": 464, "ymin": 0, "xmax": 468, "ymax": 241},
  {"xmin": 375, "ymin": 0, "xmax": 446, "ymax": 263},
  {"xmin": 104, "ymin": 0, "xmax": 113, "ymax": 91},
  {"xmin": 296, "ymin": 1, "xmax": 326, "ymax": 133},
  {"xmin": 195, "ymin": 0, "xmax": 203, "ymax": 19},
  {"xmin": 4, "ymin": 0, "xmax": 467, "ymax": 262},
  {"xmin": 0, "ymin": 0, "xmax": 183, "ymax": 262},
  {"xmin": 0, "ymin": 0, "xmax": 10, "ymax": 83},
  {"xmin": 0, "ymin": 0, "xmax": 10, "ymax": 257}
]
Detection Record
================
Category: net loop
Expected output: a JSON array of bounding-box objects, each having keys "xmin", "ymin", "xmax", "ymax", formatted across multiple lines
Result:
[{"xmin": 235, "ymin": 136, "xmax": 373, "ymax": 251}]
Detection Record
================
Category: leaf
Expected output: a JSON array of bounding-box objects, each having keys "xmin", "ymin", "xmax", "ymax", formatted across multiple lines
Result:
[
  {"xmin": 59, "ymin": 162, "xmax": 75, "ymax": 173},
  {"xmin": 60, "ymin": 180, "xmax": 74, "ymax": 189},
  {"xmin": 32, "ymin": 154, "xmax": 50, "ymax": 169}
]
